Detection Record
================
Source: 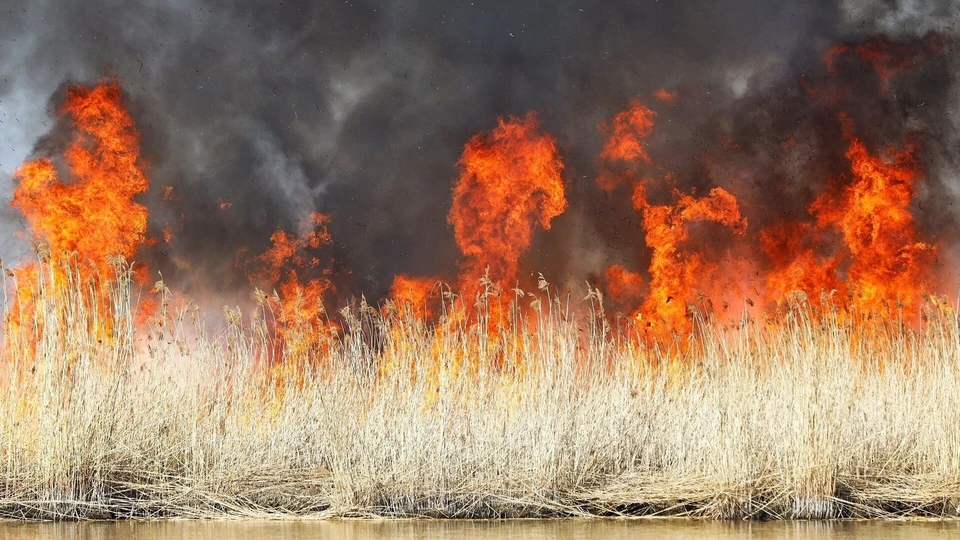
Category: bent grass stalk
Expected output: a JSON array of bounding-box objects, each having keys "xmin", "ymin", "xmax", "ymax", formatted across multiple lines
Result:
[{"xmin": 0, "ymin": 259, "xmax": 959, "ymax": 519}]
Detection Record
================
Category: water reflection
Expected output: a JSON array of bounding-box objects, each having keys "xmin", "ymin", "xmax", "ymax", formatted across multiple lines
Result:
[{"xmin": 1, "ymin": 519, "xmax": 958, "ymax": 540}]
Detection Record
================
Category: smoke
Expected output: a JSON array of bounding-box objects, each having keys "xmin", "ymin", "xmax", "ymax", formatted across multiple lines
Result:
[
  {"xmin": 841, "ymin": 0, "xmax": 960, "ymax": 37},
  {"xmin": 0, "ymin": 0, "xmax": 957, "ymax": 307}
]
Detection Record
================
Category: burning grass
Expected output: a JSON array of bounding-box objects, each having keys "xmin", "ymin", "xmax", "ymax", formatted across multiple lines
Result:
[{"xmin": 1, "ymin": 259, "xmax": 959, "ymax": 520}]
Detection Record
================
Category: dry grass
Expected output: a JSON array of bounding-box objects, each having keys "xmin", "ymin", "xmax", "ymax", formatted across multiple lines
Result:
[{"xmin": 1, "ymin": 259, "xmax": 959, "ymax": 520}]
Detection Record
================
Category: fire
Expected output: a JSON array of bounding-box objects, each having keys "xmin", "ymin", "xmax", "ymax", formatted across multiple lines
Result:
[
  {"xmin": 245, "ymin": 213, "xmax": 331, "ymax": 283},
  {"xmin": 4, "ymin": 31, "xmax": 951, "ymax": 361},
  {"xmin": 7, "ymin": 79, "xmax": 151, "ymax": 339},
  {"xmin": 761, "ymin": 117, "xmax": 934, "ymax": 315},
  {"xmin": 760, "ymin": 221, "xmax": 843, "ymax": 306},
  {"xmin": 603, "ymin": 264, "xmax": 644, "ymax": 308},
  {"xmin": 596, "ymin": 98, "xmax": 747, "ymax": 338},
  {"xmin": 389, "ymin": 275, "xmax": 439, "ymax": 319},
  {"xmin": 11, "ymin": 79, "xmax": 149, "ymax": 277},
  {"xmin": 596, "ymin": 170, "xmax": 633, "ymax": 194},
  {"xmin": 242, "ymin": 212, "xmax": 336, "ymax": 363},
  {"xmin": 813, "ymin": 118, "xmax": 933, "ymax": 312},
  {"xmin": 652, "ymin": 88, "xmax": 679, "ymax": 104},
  {"xmin": 448, "ymin": 112, "xmax": 566, "ymax": 293},
  {"xmin": 824, "ymin": 35, "xmax": 946, "ymax": 90},
  {"xmin": 633, "ymin": 182, "xmax": 747, "ymax": 336},
  {"xmin": 599, "ymin": 99, "xmax": 656, "ymax": 163}
]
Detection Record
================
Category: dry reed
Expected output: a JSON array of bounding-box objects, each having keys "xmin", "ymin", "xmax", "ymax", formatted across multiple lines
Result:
[{"xmin": 1, "ymin": 259, "xmax": 959, "ymax": 520}]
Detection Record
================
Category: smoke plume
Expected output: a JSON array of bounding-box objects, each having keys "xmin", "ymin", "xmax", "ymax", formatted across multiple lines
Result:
[{"xmin": 1, "ymin": 0, "xmax": 957, "ymax": 309}]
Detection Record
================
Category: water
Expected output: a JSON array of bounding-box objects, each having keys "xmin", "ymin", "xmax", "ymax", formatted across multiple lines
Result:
[{"xmin": 1, "ymin": 520, "xmax": 958, "ymax": 539}]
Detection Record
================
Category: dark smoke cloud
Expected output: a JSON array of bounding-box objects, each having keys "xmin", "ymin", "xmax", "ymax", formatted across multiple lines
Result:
[{"xmin": 0, "ymin": 0, "xmax": 957, "ymax": 308}]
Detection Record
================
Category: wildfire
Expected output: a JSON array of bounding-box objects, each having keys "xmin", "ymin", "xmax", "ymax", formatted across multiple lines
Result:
[
  {"xmin": 242, "ymin": 212, "xmax": 336, "ymax": 363},
  {"xmin": 760, "ymin": 113, "xmax": 936, "ymax": 316},
  {"xmin": 632, "ymin": 183, "xmax": 747, "ymax": 336},
  {"xmin": 448, "ymin": 112, "xmax": 566, "ymax": 294},
  {"xmin": 389, "ymin": 275, "xmax": 439, "ymax": 320},
  {"xmin": 603, "ymin": 264, "xmax": 644, "ymax": 308},
  {"xmin": 760, "ymin": 221, "xmax": 843, "ymax": 307},
  {"xmin": 11, "ymin": 79, "xmax": 149, "ymax": 277},
  {"xmin": 4, "ymin": 32, "xmax": 951, "ymax": 357},
  {"xmin": 825, "ymin": 126, "xmax": 934, "ymax": 312},
  {"xmin": 596, "ymin": 98, "xmax": 746, "ymax": 338},
  {"xmin": 824, "ymin": 35, "xmax": 946, "ymax": 90},
  {"xmin": 599, "ymin": 99, "xmax": 656, "ymax": 163},
  {"xmin": 652, "ymin": 88, "xmax": 679, "ymax": 104},
  {"xmin": 7, "ymin": 79, "xmax": 151, "ymax": 340}
]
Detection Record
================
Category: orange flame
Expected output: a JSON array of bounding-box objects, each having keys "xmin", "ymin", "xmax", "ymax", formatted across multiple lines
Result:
[
  {"xmin": 389, "ymin": 275, "xmax": 439, "ymax": 319},
  {"xmin": 761, "ymin": 117, "xmax": 935, "ymax": 314},
  {"xmin": 11, "ymin": 79, "xmax": 149, "ymax": 275},
  {"xmin": 5, "ymin": 39, "xmax": 950, "ymax": 360},
  {"xmin": 8, "ymin": 79, "xmax": 151, "ymax": 338},
  {"xmin": 652, "ymin": 88, "xmax": 679, "ymax": 104},
  {"xmin": 633, "ymin": 182, "xmax": 747, "ymax": 336},
  {"xmin": 597, "ymin": 98, "xmax": 747, "ymax": 339},
  {"xmin": 596, "ymin": 170, "xmax": 633, "ymax": 194},
  {"xmin": 449, "ymin": 112, "xmax": 566, "ymax": 293},
  {"xmin": 600, "ymin": 99, "xmax": 656, "ymax": 163},
  {"xmin": 242, "ymin": 212, "xmax": 336, "ymax": 362},
  {"xmin": 814, "ymin": 119, "xmax": 934, "ymax": 312},
  {"xmin": 760, "ymin": 221, "xmax": 843, "ymax": 306},
  {"xmin": 823, "ymin": 35, "xmax": 947, "ymax": 94},
  {"xmin": 603, "ymin": 264, "xmax": 644, "ymax": 308}
]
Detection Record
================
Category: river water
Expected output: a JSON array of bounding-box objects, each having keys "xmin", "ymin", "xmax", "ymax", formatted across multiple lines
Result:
[{"xmin": 1, "ymin": 520, "xmax": 958, "ymax": 539}]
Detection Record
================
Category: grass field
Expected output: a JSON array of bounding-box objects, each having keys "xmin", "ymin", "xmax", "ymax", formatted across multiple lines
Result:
[{"xmin": 1, "ymin": 259, "xmax": 959, "ymax": 520}]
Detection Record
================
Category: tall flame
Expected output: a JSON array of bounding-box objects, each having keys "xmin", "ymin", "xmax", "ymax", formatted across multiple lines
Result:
[
  {"xmin": 7, "ymin": 79, "xmax": 152, "ymax": 341},
  {"xmin": 761, "ymin": 117, "xmax": 935, "ymax": 314},
  {"xmin": 633, "ymin": 183, "xmax": 747, "ymax": 336},
  {"xmin": 826, "ymin": 130, "xmax": 933, "ymax": 312},
  {"xmin": 760, "ymin": 221, "xmax": 843, "ymax": 306},
  {"xmin": 598, "ymin": 98, "xmax": 747, "ymax": 338},
  {"xmin": 448, "ymin": 113, "xmax": 566, "ymax": 293},
  {"xmin": 11, "ymin": 79, "xmax": 149, "ymax": 275},
  {"xmin": 4, "ymin": 35, "xmax": 950, "ymax": 358}
]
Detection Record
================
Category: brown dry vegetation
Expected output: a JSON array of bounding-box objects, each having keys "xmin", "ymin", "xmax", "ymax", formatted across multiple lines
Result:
[{"xmin": 1, "ymin": 259, "xmax": 959, "ymax": 520}]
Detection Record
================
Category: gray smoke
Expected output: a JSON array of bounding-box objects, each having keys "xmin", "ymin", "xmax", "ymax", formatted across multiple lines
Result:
[{"xmin": 0, "ymin": 0, "xmax": 957, "ymax": 308}]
